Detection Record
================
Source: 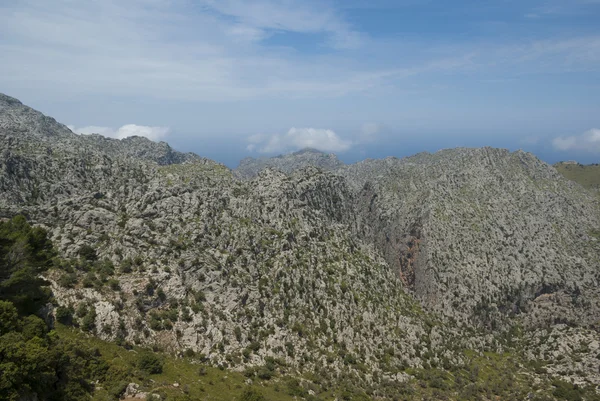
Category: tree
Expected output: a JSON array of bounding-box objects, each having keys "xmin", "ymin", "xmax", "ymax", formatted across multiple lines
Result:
[
  {"xmin": 0, "ymin": 300, "xmax": 19, "ymax": 334},
  {"xmin": 0, "ymin": 216, "xmax": 54, "ymax": 315}
]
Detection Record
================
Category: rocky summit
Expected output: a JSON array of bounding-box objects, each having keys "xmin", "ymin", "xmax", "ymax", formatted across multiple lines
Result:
[
  {"xmin": 1, "ymin": 92, "xmax": 600, "ymax": 400},
  {"xmin": 235, "ymin": 148, "xmax": 344, "ymax": 179}
]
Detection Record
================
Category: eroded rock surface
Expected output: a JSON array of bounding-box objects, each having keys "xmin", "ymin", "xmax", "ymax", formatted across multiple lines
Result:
[{"xmin": 2, "ymin": 92, "xmax": 600, "ymax": 388}]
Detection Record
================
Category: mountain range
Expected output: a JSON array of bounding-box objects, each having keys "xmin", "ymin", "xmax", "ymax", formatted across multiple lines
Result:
[{"xmin": 1, "ymin": 92, "xmax": 600, "ymax": 401}]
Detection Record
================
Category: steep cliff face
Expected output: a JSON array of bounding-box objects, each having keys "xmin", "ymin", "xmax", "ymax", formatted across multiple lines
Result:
[
  {"xmin": 2, "ymin": 93, "xmax": 600, "ymax": 392},
  {"xmin": 341, "ymin": 148, "xmax": 600, "ymax": 327}
]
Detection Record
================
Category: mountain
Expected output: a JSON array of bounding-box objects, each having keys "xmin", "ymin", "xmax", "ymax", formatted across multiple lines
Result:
[
  {"xmin": 234, "ymin": 148, "xmax": 344, "ymax": 179},
  {"xmin": 341, "ymin": 149, "xmax": 600, "ymax": 326},
  {"xmin": 2, "ymin": 93, "xmax": 600, "ymax": 400},
  {"xmin": 0, "ymin": 93, "xmax": 201, "ymax": 166}
]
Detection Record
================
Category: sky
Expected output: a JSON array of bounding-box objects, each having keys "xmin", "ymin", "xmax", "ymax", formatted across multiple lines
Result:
[{"xmin": 0, "ymin": 0, "xmax": 599, "ymax": 167}]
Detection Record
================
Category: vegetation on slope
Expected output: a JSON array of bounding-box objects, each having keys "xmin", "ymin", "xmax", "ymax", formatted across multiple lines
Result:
[
  {"xmin": 555, "ymin": 162, "xmax": 600, "ymax": 190},
  {"xmin": 2, "ymin": 215, "xmax": 600, "ymax": 401}
]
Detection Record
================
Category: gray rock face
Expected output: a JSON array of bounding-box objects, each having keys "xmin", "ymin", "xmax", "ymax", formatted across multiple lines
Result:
[
  {"xmin": 2, "ymin": 92, "xmax": 600, "ymax": 388},
  {"xmin": 339, "ymin": 148, "xmax": 600, "ymax": 328},
  {"xmin": 234, "ymin": 148, "xmax": 344, "ymax": 179},
  {"xmin": 0, "ymin": 92, "xmax": 200, "ymax": 166}
]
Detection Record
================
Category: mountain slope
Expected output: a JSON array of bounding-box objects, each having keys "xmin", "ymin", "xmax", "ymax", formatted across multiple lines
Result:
[
  {"xmin": 340, "ymin": 148, "xmax": 600, "ymax": 327},
  {"xmin": 0, "ymin": 93, "xmax": 201, "ymax": 166},
  {"xmin": 2, "ymin": 93, "xmax": 600, "ymax": 398},
  {"xmin": 0, "ymin": 94, "xmax": 449, "ymax": 388}
]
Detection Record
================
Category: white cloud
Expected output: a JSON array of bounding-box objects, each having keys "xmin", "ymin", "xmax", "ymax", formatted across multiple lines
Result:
[
  {"xmin": 552, "ymin": 129, "xmax": 600, "ymax": 152},
  {"xmin": 248, "ymin": 127, "xmax": 352, "ymax": 153},
  {"xmin": 70, "ymin": 124, "xmax": 170, "ymax": 141}
]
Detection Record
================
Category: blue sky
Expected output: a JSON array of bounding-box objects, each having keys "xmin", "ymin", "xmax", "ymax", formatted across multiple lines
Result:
[{"xmin": 1, "ymin": 0, "xmax": 599, "ymax": 167}]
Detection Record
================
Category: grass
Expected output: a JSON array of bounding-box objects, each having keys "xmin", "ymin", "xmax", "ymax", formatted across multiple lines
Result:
[{"xmin": 55, "ymin": 324, "xmax": 298, "ymax": 401}]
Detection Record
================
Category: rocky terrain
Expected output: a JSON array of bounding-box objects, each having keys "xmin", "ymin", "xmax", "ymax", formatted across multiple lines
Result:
[
  {"xmin": 2, "ymin": 92, "xmax": 600, "ymax": 400},
  {"xmin": 235, "ymin": 148, "xmax": 343, "ymax": 179}
]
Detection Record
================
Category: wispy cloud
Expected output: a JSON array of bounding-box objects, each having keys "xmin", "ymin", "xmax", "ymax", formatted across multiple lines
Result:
[
  {"xmin": 525, "ymin": 0, "xmax": 600, "ymax": 18},
  {"xmin": 199, "ymin": 0, "xmax": 364, "ymax": 49},
  {"xmin": 247, "ymin": 127, "xmax": 352, "ymax": 153},
  {"xmin": 552, "ymin": 129, "xmax": 600, "ymax": 153},
  {"xmin": 0, "ymin": 0, "xmax": 374, "ymax": 101},
  {"xmin": 0, "ymin": 0, "xmax": 598, "ymax": 113},
  {"xmin": 69, "ymin": 124, "xmax": 170, "ymax": 141}
]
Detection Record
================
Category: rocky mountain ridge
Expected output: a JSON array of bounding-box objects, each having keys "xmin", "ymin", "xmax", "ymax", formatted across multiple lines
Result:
[
  {"xmin": 235, "ymin": 148, "xmax": 344, "ymax": 179},
  {"xmin": 0, "ymin": 93, "xmax": 202, "ymax": 166},
  {"xmin": 2, "ymin": 92, "xmax": 600, "ymax": 399}
]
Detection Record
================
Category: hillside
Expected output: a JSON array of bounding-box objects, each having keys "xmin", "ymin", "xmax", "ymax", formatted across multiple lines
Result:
[
  {"xmin": 1, "ymin": 93, "xmax": 600, "ymax": 400},
  {"xmin": 555, "ymin": 162, "xmax": 600, "ymax": 191}
]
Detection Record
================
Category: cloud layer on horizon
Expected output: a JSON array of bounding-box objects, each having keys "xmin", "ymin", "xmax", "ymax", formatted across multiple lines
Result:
[
  {"xmin": 247, "ymin": 127, "xmax": 352, "ymax": 153},
  {"xmin": 552, "ymin": 129, "xmax": 600, "ymax": 153},
  {"xmin": 68, "ymin": 124, "xmax": 170, "ymax": 142}
]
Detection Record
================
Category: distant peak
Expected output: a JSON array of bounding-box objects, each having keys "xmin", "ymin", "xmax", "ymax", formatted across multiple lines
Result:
[{"xmin": 291, "ymin": 148, "xmax": 328, "ymax": 156}]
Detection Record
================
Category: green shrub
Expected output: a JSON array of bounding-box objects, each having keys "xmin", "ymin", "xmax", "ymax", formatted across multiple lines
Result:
[
  {"xmin": 106, "ymin": 380, "xmax": 129, "ymax": 399},
  {"xmin": 81, "ymin": 307, "xmax": 97, "ymax": 332},
  {"xmin": 120, "ymin": 259, "xmax": 133, "ymax": 273},
  {"xmin": 238, "ymin": 387, "xmax": 266, "ymax": 401},
  {"xmin": 552, "ymin": 380, "xmax": 583, "ymax": 401},
  {"xmin": 138, "ymin": 351, "xmax": 163, "ymax": 374},
  {"xmin": 257, "ymin": 367, "xmax": 273, "ymax": 380},
  {"xmin": 59, "ymin": 272, "xmax": 78, "ymax": 288},
  {"xmin": 107, "ymin": 279, "xmax": 121, "ymax": 291},
  {"xmin": 78, "ymin": 244, "xmax": 97, "ymax": 261}
]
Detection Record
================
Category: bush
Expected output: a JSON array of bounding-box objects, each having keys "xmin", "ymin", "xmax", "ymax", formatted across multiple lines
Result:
[
  {"xmin": 257, "ymin": 367, "xmax": 273, "ymax": 380},
  {"xmin": 107, "ymin": 279, "xmax": 121, "ymax": 291},
  {"xmin": 59, "ymin": 272, "xmax": 78, "ymax": 288},
  {"xmin": 81, "ymin": 307, "xmax": 97, "ymax": 332},
  {"xmin": 106, "ymin": 380, "xmax": 129, "ymax": 399},
  {"xmin": 78, "ymin": 244, "xmax": 97, "ymax": 261},
  {"xmin": 138, "ymin": 351, "xmax": 163, "ymax": 374},
  {"xmin": 552, "ymin": 380, "xmax": 583, "ymax": 401},
  {"xmin": 55, "ymin": 305, "xmax": 73, "ymax": 325},
  {"xmin": 120, "ymin": 259, "xmax": 133, "ymax": 273},
  {"xmin": 238, "ymin": 388, "xmax": 266, "ymax": 401}
]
